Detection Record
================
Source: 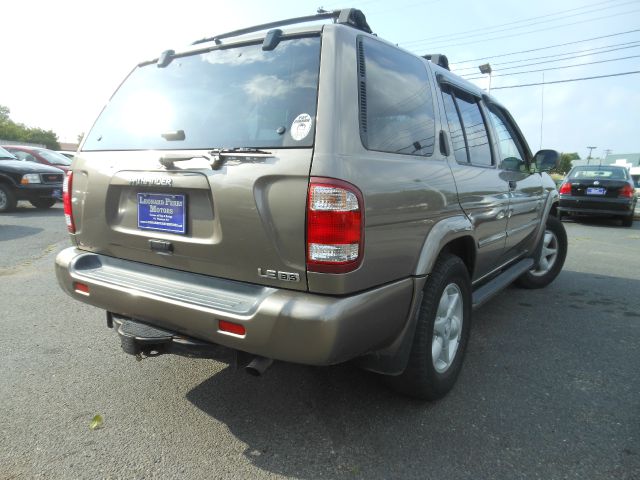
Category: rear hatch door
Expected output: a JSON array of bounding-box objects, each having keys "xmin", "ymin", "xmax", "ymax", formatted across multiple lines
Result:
[{"xmin": 73, "ymin": 35, "xmax": 322, "ymax": 291}]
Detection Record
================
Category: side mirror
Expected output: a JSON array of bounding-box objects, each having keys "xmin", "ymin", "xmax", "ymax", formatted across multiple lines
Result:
[{"xmin": 533, "ymin": 149, "xmax": 559, "ymax": 172}]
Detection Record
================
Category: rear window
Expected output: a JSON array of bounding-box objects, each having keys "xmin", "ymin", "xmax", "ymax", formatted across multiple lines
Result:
[
  {"xmin": 83, "ymin": 37, "xmax": 321, "ymax": 151},
  {"xmin": 569, "ymin": 167, "xmax": 629, "ymax": 180},
  {"xmin": 37, "ymin": 149, "xmax": 72, "ymax": 166}
]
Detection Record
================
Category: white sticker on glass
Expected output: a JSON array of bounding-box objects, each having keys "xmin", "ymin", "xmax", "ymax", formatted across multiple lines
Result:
[{"xmin": 290, "ymin": 114, "xmax": 313, "ymax": 141}]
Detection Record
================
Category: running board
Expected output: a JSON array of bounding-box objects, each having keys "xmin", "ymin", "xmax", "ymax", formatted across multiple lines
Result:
[{"xmin": 472, "ymin": 258, "xmax": 534, "ymax": 310}]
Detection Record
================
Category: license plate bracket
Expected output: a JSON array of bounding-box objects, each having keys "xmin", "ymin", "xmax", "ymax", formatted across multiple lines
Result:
[{"xmin": 137, "ymin": 193, "xmax": 186, "ymax": 234}]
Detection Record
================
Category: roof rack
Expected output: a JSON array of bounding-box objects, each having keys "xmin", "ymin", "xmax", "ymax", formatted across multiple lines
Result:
[
  {"xmin": 423, "ymin": 54, "xmax": 450, "ymax": 71},
  {"xmin": 191, "ymin": 8, "xmax": 372, "ymax": 46}
]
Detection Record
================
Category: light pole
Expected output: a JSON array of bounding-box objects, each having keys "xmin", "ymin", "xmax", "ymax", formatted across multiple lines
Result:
[
  {"xmin": 586, "ymin": 146, "xmax": 597, "ymax": 165},
  {"xmin": 479, "ymin": 63, "xmax": 492, "ymax": 93}
]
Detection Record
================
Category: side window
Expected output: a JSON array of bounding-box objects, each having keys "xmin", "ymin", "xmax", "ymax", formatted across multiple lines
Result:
[
  {"xmin": 358, "ymin": 37, "xmax": 435, "ymax": 156},
  {"xmin": 440, "ymin": 86, "xmax": 493, "ymax": 167},
  {"xmin": 441, "ymin": 90, "xmax": 468, "ymax": 164},
  {"xmin": 487, "ymin": 108, "xmax": 526, "ymax": 172},
  {"xmin": 454, "ymin": 93, "xmax": 492, "ymax": 167}
]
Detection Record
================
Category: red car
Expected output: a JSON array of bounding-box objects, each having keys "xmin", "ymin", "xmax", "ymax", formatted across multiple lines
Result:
[{"xmin": 2, "ymin": 145, "xmax": 71, "ymax": 172}]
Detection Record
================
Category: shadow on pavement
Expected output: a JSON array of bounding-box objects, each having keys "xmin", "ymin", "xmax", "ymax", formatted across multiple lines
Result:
[
  {"xmin": 561, "ymin": 215, "xmax": 639, "ymax": 230},
  {"xmin": 184, "ymin": 269, "xmax": 639, "ymax": 479},
  {"xmin": 0, "ymin": 224, "xmax": 44, "ymax": 241}
]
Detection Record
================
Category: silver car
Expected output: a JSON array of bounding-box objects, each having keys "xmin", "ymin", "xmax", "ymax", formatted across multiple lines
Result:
[{"xmin": 56, "ymin": 8, "xmax": 567, "ymax": 399}]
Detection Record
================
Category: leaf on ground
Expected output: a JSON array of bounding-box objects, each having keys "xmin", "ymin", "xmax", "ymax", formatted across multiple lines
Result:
[{"xmin": 89, "ymin": 414, "xmax": 104, "ymax": 430}]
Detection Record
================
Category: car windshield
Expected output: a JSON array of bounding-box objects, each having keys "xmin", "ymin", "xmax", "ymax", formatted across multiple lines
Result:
[
  {"xmin": 0, "ymin": 146, "xmax": 17, "ymax": 160},
  {"xmin": 569, "ymin": 167, "xmax": 629, "ymax": 180},
  {"xmin": 36, "ymin": 149, "xmax": 72, "ymax": 165},
  {"xmin": 83, "ymin": 37, "xmax": 321, "ymax": 151}
]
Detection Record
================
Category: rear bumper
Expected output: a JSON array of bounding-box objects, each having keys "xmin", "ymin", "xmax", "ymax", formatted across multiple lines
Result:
[
  {"xmin": 55, "ymin": 248, "xmax": 415, "ymax": 365},
  {"xmin": 559, "ymin": 195, "xmax": 635, "ymax": 216}
]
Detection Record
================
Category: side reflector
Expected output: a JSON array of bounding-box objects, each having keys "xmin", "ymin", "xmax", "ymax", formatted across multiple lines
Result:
[
  {"xmin": 219, "ymin": 320, "xmax": 246, "ymax": 336},
  {"xmin": 73, "ymin": 282, "xmax": 90, "ymax": 295}
]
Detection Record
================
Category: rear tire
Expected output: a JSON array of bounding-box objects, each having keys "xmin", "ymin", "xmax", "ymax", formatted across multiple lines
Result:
[
  {"xmin": 621, "ymin": 214, "xmax": 633, "ymax": 227},
  {"xmin": 29, "ymin": 198, "xmax": 56, "ymax": 209},
  {"xmin": 516, "ymin": 215, "xmax": 567, "ymax": 289},
  {"xmin": 386, "ymin": 253, "xmax": 471, "ymax": 400},
  {"xmin": 0, "ymin": 184, "xmax": 17, "ymax": 213}
]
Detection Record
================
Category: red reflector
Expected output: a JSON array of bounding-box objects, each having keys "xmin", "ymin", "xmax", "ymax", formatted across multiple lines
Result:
[
  {"xmin": 219, "ymin": 320, "xmax": 246, "ymax": 336},
  {"xmin": 63, "ymin": 171, "xmax": 75, "ymax": 233},
  {"xmin": 73, "ymin": 282, "xmax": 90, "ymax": 295},
  {"xmin": 558, "ymin": 182, "xmax": 572, "ymax": 195}
]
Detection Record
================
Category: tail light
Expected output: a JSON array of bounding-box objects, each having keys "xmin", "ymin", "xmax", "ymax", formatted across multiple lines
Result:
[
  {"xmin": 558, "ymin": 182, "xmax": 572, "ymax": 195},
  {"xmin": 619, "ymin": 184, "xmax": 634, "ymax": 198},
  {"xmin": 307, "ymin": 177, "xmax": 363, "ymax": 273},
  {"xmin": 63, "ymin": 171, "xmax": 75, "ymax": 233}
]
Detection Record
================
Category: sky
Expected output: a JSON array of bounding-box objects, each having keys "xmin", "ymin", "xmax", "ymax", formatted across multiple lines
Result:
[{"xmin": 1, "ymin": 0, "xmax": 639, "ymax": 158}]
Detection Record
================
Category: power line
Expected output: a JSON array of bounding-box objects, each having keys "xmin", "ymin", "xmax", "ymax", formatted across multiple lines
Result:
[
  {"xmin": 414, "ymin": 9, "xmax": 640, "ymax": 50},
  {"xmin": 451, "ymin": 28, "xmax": 640, "ymax": 64},
  {"xmin": 453, "ymin": 40, "xmax": 640, "ymax": 72},
  {"xmin": 490, "ymin": 70, "xmax": 640, "ymax": 90},
  {"xmin": 401, "ymin": 0, "xmax": 635, "ymax": 46},
  {"xmin": 464, "ymin": 54, "xmax": 640, "ymax": 79},
  {"xmin": 366, "ymin": 0, "xmax": 445, "ymax": 16},
  {"xmin": 459, "ymin": 44, "xmax": 640, "ymax": 77}
]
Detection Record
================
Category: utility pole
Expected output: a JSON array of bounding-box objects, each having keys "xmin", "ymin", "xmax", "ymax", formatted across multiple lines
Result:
[
  {"xmin": 539, "ymin": 73, "xmax": 545, "ymax": 151},
  {"xmin": 586, "ymin": 146, "xmax": 597, "ymax": 164}
]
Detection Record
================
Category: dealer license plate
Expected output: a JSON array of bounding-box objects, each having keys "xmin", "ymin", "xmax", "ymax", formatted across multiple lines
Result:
[
  {"xmin": 586, "ymin": 187, "xmax": 606, "ymax": 195},
  {"xmin": 137, "ymin": 193, "xmax": 186, "ymax": 234}
]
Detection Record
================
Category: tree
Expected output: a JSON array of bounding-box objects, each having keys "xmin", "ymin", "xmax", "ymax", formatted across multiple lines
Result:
[
  {"xmin": 0, "ymin": 104, "xmax": 60, "ymax": 150},
  {"xmin": 556, "ymin": 152, "xmax": 580, "ymax": 175},
  {"xmin": 0, "ymin": 105, "xmax": 10, "ymax": 123}
]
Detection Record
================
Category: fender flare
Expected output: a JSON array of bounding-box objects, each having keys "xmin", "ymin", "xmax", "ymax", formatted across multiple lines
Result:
[
  {"xmin": 531, "ymin": 189, "xmax": 559, "ymax": 255},
  {"xmin": 413, "ymin": 214, "xmax": 474, "ymax": 276}
]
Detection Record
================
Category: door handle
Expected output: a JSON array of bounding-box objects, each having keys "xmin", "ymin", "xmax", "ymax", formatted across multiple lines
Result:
[{"xmin": 508, "ymin": 180, "xmax": 517, "ymax": 191}]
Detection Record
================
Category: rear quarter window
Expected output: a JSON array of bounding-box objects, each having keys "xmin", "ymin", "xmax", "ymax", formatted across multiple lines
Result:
[{"xmin": 357, "ymin": 37, "xmax": 435, "ymax": 156}]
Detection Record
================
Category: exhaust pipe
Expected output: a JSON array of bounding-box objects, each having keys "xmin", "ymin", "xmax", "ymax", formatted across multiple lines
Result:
[{"xmin": 245, "ymin": 356, "xmax": 274, "ymax": 376}]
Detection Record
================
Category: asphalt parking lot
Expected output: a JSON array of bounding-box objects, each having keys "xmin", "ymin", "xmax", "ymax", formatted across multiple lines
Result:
[{"xmin": 1, "ymin": 202, "xmax": 639, "ymax": 479}]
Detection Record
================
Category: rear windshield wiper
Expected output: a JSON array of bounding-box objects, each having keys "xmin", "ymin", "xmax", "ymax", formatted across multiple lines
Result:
[
  {"xmin": 209, "ymin": 148, "xmax": 273, "ymax": 170},
  {"xmin": 159, "ymin": 148, "xmax": 273, "ymax": 170},
  {"xmin": 210, "ymin": 147, "xmax": 272, "ymax": 155}
]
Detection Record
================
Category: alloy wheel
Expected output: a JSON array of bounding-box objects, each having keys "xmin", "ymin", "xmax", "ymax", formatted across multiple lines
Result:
[
  {"xmin": 530, "ymin": 230, "xmax": 559, "ymax": 277},
  {"xmin": 432, "ymin": 283, "xmax": 463, "ymax": 373}
]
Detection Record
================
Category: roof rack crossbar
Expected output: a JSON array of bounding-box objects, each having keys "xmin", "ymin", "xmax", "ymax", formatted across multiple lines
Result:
[{"xmin": 192, "ymin": 8, "xmax": 371, "ymax": 46}]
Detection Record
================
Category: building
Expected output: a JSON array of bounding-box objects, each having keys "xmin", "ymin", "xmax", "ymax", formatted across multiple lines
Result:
[{"xmin": 58, "ymin": 142, "xmax": 79, "ymax": 152}]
